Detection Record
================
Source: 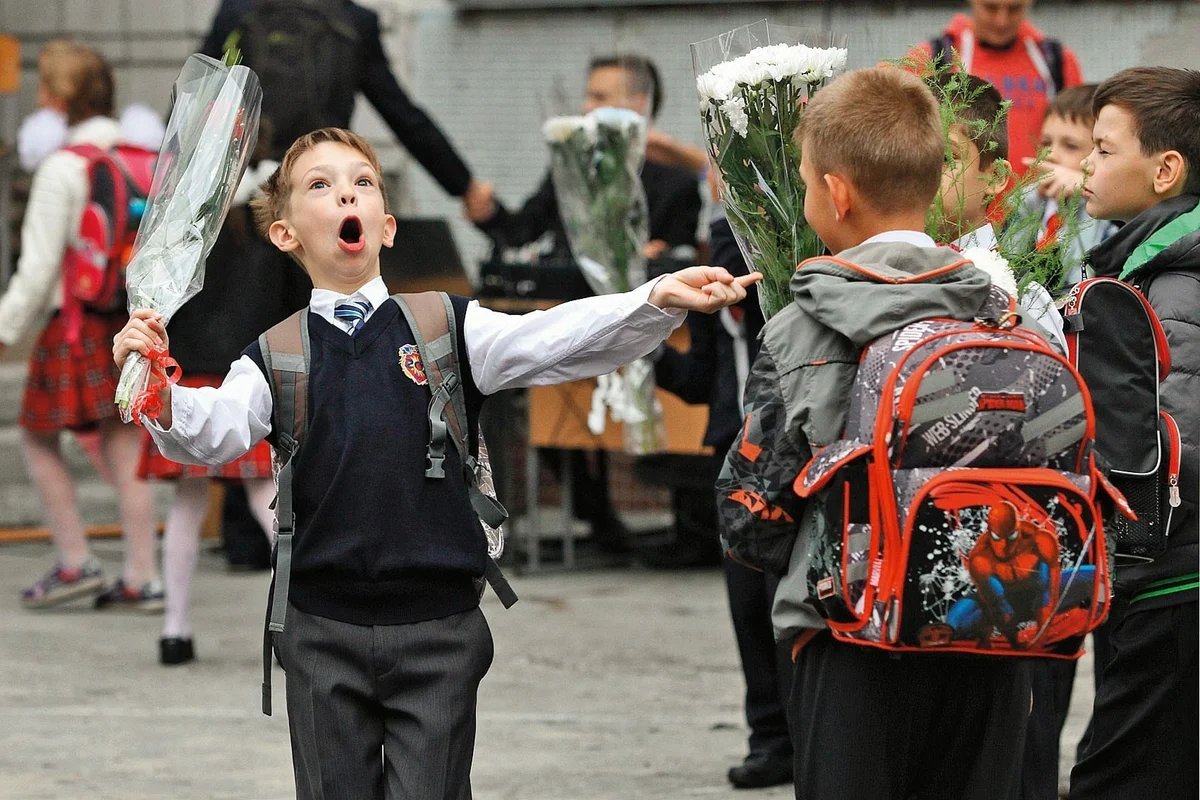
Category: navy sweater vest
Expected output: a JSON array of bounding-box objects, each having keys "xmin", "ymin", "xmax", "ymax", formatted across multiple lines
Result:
[{"xmin": 245, "ymin": 296, "xmax": 487, "ymax": 625}]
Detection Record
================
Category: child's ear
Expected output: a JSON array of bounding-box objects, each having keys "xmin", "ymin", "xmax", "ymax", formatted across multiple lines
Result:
[
  {"xmin": 381, "ymin": 214, "xmax": 397, "ymax": 249},
  {"xmin": 824, "ymin": 173, "xmax": 852, "ymax": 222},
  {"xmin": 268, "ymin": 219, "xmax": 299, "ymax": 253},
  {"xmin": 984, "ymin": 158, "xmax": 1011, "ymax": 201},
  {"xmin": 1153, "ymin": 150, "xmax": 1187, "ymax": 197}
]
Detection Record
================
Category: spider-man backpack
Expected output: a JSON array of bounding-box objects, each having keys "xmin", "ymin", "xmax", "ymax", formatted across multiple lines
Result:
[
  {"xmin": 59, "ymin": 143, "xmax": 156, "ymax": 352},
  {"xmin": 794, "ymin": 286, "xmax": 1131, "ymax": 659}
]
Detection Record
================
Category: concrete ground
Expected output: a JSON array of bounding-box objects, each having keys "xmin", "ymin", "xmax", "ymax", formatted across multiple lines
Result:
[{"xmin": 0, "ymin": 539, "xmax": 1094, "ymax": 800}]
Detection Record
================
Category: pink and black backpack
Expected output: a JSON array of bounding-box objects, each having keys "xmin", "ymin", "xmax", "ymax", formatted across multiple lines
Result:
[{"xmin": 59, "ymin": 143, "xmax": 156, "ymax": 350}]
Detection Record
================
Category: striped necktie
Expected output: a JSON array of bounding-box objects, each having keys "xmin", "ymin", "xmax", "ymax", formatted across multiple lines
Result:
[{"xmin": 334, "ymin": 298, "xmax": 372, "ymax": 336}]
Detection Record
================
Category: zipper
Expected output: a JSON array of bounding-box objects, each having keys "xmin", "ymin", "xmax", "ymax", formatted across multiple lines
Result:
[{"xmin": 1162, "ymin": 411, "xmax": 1182, "ymax": 510}]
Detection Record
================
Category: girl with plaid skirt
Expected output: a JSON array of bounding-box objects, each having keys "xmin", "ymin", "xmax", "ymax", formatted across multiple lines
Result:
[
  {"xmin": 139, "ymin": 158, "xmax": 312, "ymax": 665},
  {"xmin": 0, "ymin": 42, "xmax": 160, "ymax": 611}
]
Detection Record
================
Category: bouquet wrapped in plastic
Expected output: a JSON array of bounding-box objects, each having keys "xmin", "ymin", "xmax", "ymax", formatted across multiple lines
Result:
[
  {"xmin": 693, "ymin": 21, "xmax": 847, "ymax": 319},
  {"xmin": 543, "ymin": 107, "xmax": 664, "ymax": 454},
  {"xmin": 114, "ymin": 54, "xmax": 262, "ymax": 423}
]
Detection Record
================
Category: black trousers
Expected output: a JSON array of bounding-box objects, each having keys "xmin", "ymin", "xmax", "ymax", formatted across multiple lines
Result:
[
  {"xmin": 1069, "ymin": 599, "xmax": 1199, "ymax": 800},
  {"xmin": 724, "ymin": 559, "xmax": 792, "ymax": 761},
  {"xmin": 278, "ymin": 604, "xmax": 494, "ymax": 800},
  {"xmin": 789, "ymin": 632, "xmax": 1031, "ymax": 800},
  {"xmin": 1020, "ymin": 658, "xmax": 1077, "ymax": 799}
]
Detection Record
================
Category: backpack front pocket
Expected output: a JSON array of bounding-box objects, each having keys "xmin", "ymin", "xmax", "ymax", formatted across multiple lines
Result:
[{"xmin": 887, "ymin": 467, "xmax": 1107, "ymax": 657}]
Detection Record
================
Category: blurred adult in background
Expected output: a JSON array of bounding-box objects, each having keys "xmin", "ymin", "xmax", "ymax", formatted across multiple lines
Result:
[
  {"xmin": 474, "ymin": 54, "xmax": 702, "ymax": 263},
  {"xmin": 201, "ymin": 0, "xmax": 493, "ymax": 219},
  {"xmin": 474, "ymin": 54, "xmax": 703, "ymax": 550},
  {"xmin": 912, "ymin": 0, "xmax": 1083, "ymax": 175}
]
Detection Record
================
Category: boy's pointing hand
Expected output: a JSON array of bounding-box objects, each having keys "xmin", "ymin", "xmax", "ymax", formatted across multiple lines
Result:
[{"xmin": 649, "ymin": 267, "xmax": 763, "ymax": 314}]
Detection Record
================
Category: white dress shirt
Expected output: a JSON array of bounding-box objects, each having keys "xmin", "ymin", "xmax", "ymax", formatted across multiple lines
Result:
[{"xmin": 147, "ymin": 276, "xmax": 685, "ymax": 466}]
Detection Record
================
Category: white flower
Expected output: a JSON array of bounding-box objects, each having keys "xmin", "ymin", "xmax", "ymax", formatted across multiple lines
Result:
[
  {"xmin": 962, "ymin": 247, "xmax": 1018, "ymax": 296},
  {"xmin": 697, "ymin": 65, "xmax": 738, "ymax": 103},
  {"xmin": 721, "ymin": 95, "xmax": 750, "ymax": 138},
  {"xmin": 543, "ymin": 115, "xmax": 596, "ymax": 145},
  {"xmin": 589, "ymin": 106, "xmax": 645, "ymax": 136}
]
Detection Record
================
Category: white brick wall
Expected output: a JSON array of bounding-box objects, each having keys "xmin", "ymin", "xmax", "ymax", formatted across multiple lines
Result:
[{"xmin": 3, "ymin": 0, "xmax": 1197, "ymax": 275}]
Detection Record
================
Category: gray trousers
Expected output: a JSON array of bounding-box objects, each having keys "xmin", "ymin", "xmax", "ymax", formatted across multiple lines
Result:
[{"xmin": 278, "ymin": 604, "xmax": 494, "ymax": 800}]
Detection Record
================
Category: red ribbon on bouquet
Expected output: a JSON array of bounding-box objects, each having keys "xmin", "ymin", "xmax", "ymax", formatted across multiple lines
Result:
[{"xmin": 129, "ymin": 345, "xmax": 182, "ymax": 426}]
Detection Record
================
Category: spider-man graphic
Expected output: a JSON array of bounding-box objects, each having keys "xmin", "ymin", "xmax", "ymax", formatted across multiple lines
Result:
[
  {"xmin": 947, "ymin": 501, "xmax": 1059, "ymax": 647},
  {"xmin": 937, "ymin": 484, "xmax": 1095, "ymax": 649}
]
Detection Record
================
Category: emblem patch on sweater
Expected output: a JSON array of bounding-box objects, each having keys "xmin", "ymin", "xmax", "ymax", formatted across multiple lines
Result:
[{"xmin": 398, "ymin": 344, "xmax": 428, "ymax": 386}]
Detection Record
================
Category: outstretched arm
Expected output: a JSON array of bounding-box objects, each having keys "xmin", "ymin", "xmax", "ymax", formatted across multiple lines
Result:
[{"xmin": 464, "ymin": 269, "xmax": 760, "ymax": 395}]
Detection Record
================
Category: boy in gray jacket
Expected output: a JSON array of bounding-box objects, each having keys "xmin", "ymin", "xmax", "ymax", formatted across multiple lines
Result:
[{"xmin": 717, "ymin": 67, "xmax": 1031, "ymax": 800}]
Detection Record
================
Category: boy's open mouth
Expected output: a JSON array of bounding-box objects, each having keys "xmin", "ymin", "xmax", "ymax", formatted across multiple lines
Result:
[{"xmin": 338, "ymin": 216, "xmax": 365, "ymax": 253}]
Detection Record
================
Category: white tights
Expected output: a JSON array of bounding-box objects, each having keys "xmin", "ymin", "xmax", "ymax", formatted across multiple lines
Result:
[{"xmin": 161, "ymin": 477, "xmax": 276, "ymax": 639}]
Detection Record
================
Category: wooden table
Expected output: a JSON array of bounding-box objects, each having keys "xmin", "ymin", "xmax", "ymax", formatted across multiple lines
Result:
[{"xmin": 479, "ymin": 296, "xmax": 712, "ymax": 569}]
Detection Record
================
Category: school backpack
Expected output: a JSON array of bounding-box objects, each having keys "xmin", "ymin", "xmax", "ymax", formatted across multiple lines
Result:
[
  {"xmin": 928, "ymin": 33, "xmax": 1066, "ymax": 95},
  {"xmin": 1062, "ymin": 278, "xmax": 1182, "ymax": 560},
  {"xmin": 794, "ymin": 286, "xmax": 1128, "ymax": 659},
  {"xmin": 224, "ymin": 0, "xmax": 359, "ymax": 157},
  {"xmin": 59, "ymin": 143, "xmax": 156, "ymax": 350},
  {"xmin": 256, "ymin": 292, "xmax": 516, "ymax": 715}
]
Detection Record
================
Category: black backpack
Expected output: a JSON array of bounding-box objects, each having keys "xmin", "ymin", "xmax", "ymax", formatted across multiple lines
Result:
[
  {"xmin": 1062, "ymin": 278, "xmax": 1183, "ymax": 560},
  {"xmin": 929, "ymin": 34, "xmax": 1066, "ymax": 94},
  {"xmin": 225, "ymin": 0, "xmax": 360, "ymax": 157}
]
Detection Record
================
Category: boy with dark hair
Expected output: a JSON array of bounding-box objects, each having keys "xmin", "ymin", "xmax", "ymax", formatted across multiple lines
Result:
[
  {"xmin": 114, "ymin": 127, "xmax": 757, "ymax": 799},
  {"xmin": 717, "ymin": 66, "xmax": 1032, "ymax": 800},
  {"xmin": 1068, "ymin": 66, "xmax": 1199, "ymax": 800}
]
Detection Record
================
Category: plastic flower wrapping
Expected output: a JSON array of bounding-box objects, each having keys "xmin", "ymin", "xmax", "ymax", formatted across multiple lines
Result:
[
  {"xmin": 693, "ymin": 21, "xmax": 848, "ymax": 319},
  {"xmin": 115, "ymin": 54, "xmax": 262, "ymax": 423},
  {"xmin": 543, "ymin": 106, "xmax": 664, "ymax": 454}
]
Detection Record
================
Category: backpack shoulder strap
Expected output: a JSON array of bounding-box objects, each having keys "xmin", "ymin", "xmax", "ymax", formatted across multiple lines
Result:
[
  {"xmin": 257, "ymin": 308, "xmax": 308, "ymax": 716},
  {"xmin": 392, "ymin": 292, "xmax": 516, "ymax": 608},
  {"xmin": 1039, "ymin": 38, "xmax": 1066, "ymax": 93},
  {"xmin": 392, "ymin": 292, "xmax": 471, "ymax": 480},
  {"xmin": 929, "ymin": 35, "xmax": 953, "ymax": 69}
]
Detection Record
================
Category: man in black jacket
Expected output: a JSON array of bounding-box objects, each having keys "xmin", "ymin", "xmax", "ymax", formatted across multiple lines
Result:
[
  {"xmin": 201, "ymin": 0, "xmax": 493, "ymax": 219},
  {"xmin": 474, "ymin": 54, "xmax": 702, "ymax": 262},
  {"xmin": 474, "ymin": 55, "xmax": 702, "ymax": 548}
]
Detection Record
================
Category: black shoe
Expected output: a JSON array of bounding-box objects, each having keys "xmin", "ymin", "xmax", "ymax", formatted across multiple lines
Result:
[
  {"xmin": 159, "ymin": 636, "xmax": 195, "ymax": 666},
  {"xmin": 727, "ymin": 753, "xmax": 793, "ymax": 789}
]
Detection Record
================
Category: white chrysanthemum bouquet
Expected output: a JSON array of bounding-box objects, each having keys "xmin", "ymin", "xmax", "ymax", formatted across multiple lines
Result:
[
  {"xmin": 542, "ymin": 106, "xmax": 663, "ymax": 454},
  {"xmin": 693, "ymin": 21, "xmax": 847, "ymax": 319}
]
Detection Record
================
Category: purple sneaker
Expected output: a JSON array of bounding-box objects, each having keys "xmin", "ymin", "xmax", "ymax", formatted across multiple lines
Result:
[{"xmin": 21, "ymin": 558, "xmax": 106, "ymax": 609}]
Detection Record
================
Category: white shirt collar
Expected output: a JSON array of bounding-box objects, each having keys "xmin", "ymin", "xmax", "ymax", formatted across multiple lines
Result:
[
  {"xmin": 951, "ymin": 224, "xmax": 998, "ymax": 252},
  {"xmin": 860, "ymin": 229, "xmax": 938, "ymax": 248},
  {"xmin": 309, "ymin": 276, "xmax": 390, "ymax": 333}
]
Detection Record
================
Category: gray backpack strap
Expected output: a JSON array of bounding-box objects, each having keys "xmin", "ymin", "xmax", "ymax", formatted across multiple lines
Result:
[
  {"xmin": 392, "ymin": 293, "xmax": 516, "ymax": 608},
  {"xmin": 258, "ymin": 309, "xmax": 309, "ymax": 716}
]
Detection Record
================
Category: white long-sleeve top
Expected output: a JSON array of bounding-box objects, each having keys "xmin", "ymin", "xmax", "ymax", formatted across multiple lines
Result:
[
  {"xmin": 0, "ymin": 117, "xmax": 123, "ymax": 346},
  {"xmin": 147, "ymin": 275, "xmax": 686, "ymax": 465}
]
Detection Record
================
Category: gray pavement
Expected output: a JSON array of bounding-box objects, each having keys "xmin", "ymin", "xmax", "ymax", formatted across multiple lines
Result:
[{"xmin": 0, "ymin": 539, "xmax": 1094, "ymax": 800}]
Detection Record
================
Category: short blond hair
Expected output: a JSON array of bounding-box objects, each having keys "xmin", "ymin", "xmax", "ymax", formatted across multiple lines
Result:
[
  {"xmin": 251, "ymin": 127, "xmax": 389, "ymax": 238},
  {"xmin": 38, "ymin": 40, "xmax": 113, "ymax": 125},
  {"xmin": 798, "ymin": 67, "xmax": 943, "ymax": 214}
]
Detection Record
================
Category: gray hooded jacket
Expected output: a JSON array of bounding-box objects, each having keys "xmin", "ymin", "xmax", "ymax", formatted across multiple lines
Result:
[{"xmin": 717, "ymin": 239, "xmax": 1010, "ymax": 643}]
